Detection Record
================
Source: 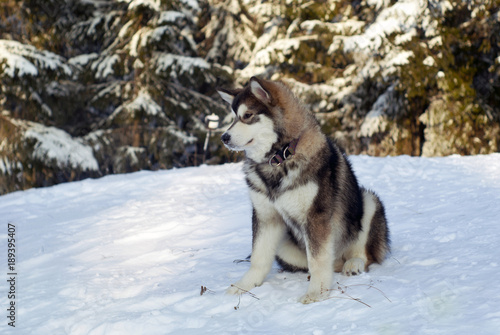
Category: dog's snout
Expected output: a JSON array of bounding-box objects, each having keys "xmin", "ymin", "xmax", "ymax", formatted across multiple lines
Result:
[{"xmin": 221, "ymin": 133, "xmax": 231, "ymax": 144}]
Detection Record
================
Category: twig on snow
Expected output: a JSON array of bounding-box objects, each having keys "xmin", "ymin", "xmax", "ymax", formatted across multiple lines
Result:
[{"xmin": 230, "ymin": 284, "xmax": 260, "ymax": 310}]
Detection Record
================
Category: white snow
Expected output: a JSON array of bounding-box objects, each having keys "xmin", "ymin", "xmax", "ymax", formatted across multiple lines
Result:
[
  {"xmin": 122, "ymin": 89, "xmax": 162, "ymax": 116},
  {"xmin": 0, "ymin": 51, "xmax": 38, "ymax": 77},
  {"xmin": 381, "ymin": 50, "xmax": 414, "ymax": 77},
  {"xmin": 127, "ymin": 26, "xmax": 177, "ymax": 59},
  {"xmin": 386, "ymin": 50, "xmax": 414, "ymax": 66},
  {"xmin": 125, "ymin": 0, "xmax": 160, "ymax": 12},
  {"xmin": 120, "ymin": 146, "xmax": 146, "ymax": 165},
  {"xmin": 359, "ymin": 103, "xmax": 387, "ymax": 137},
  {"xmin": 342, "ymin": 0, "xmax": 425, "ymax": 52},
  {"xmin": 108, "ymin": 89, "xmax": 163, "ymax": 122},
  {"xmin": 159, "ymin": 11, "xmax": 186, "ymax": 25},
  {"xmin": 0, "ymin": 158, "xmax": 21, "ymax": 175},
  {"xmin": 128, "ymin": 27, "xmax": 144, "ymax": 57},
  {"xmin": 166, "ymin": 126, "xmax": 197, "ymax": 145},
  {"xmin": 149, "ymin": 26, "xmax": 175, "ymax": 43},
  {"xmin": 301, "ymin": 19, "xmax": 365, "ymax": 36},
  {"xmin": 179, "ymin": 0, "xmax": 199, "ymax": 11},
  {"xmin": 240, "ymin": 36, "xmax": 316, "ymax": 78},
  {"xmin": 68, "ymin": 53, "xmax": 99, "ymax": 68},
  {"xmin": 0, "ymin": 40, "xmax": 71, "ymax": 78},
  {"xmin": 360, "ymin": 85, "xmax": 395, "ymax": 137},
  {"xmin": 423, "ymin": 55, "xmax": 436, "ymax": 67},
  {"xmin": 0, "ymin": 158, "xmax": 7, "ymax": 174},
  {"xmin": 253, "ymin": 38, "xmax": 301, "ymax": 66},
  {"xmin": 9, "ymin": 119, "xmax": 99, "ymax": 171},
  {"xmin": 154, "ymin": 53, "xmax": 210, "ymax": 77},
  {"xmin": 91, "ymin": 54, "xmax": 120, "ymax": 80},
  {"xmin": 1, "ymin": 154, "xmax": 500, "ymax": 334}
]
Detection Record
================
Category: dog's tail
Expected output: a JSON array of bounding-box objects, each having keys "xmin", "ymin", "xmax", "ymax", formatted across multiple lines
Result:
[
  {"xmin": 275, "ymin": 232, "xmax": 308, "ymax": 272},
  {"xmin": 361, "ymin": 188, "xmax": 391, "ymax": 266}
]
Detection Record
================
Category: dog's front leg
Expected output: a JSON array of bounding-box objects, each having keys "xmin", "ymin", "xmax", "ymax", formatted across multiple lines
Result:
[
  {"xmin": 299, "ymin": 225, "xmax": 334, "ymax": 304},
  {"xmin": 227, "ymin": 194, "xmax": 285, "ymax": 295}
]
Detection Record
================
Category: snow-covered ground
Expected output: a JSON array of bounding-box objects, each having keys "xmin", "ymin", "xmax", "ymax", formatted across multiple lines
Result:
[{"xmin": 1, "ymin": 154, "xmax": 500, "ymax": 334}]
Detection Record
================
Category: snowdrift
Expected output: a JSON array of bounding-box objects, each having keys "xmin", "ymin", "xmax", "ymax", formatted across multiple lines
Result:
[{"xmin": 1, "ymin": 155, "xmax": 499, "ymax": 334}]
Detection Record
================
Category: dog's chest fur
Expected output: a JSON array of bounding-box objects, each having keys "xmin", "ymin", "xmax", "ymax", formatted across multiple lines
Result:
[{"xmin": 244, "ymin": 160, "xmax": 318, "ymax": 226}]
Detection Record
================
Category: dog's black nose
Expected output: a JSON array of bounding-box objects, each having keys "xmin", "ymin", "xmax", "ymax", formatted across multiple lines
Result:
[{"xmin": 221, "ymin": 133, "xmax": 231, "ymax": 144}]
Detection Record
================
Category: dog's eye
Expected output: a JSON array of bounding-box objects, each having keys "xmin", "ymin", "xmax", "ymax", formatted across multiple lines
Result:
[{"xmin": 243, "ymin": 113, "xmax": 253, "ymax": 120}]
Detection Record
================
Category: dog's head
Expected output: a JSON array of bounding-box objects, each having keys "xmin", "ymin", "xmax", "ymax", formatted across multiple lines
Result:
[{"xmin": 217, "ymin": 77, "xmax": 280, "ymax": 162}]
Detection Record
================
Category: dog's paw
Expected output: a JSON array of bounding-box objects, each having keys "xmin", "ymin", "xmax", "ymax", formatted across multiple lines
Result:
[
  {"xmin": 226, "ymin": 283, "xmax": 254, "ymax": 295},
  {"xmin": 226, "ymin": 284, "xmax": 243, "ymax": 295},
  {"xmin": 298, "ymin": 291, "xmax": 329, "ymax": 304},
  {"xmin": 342, "ymin": 257, "xmax": 365, "ymax": 276},
  {"xmin": 299, "ymin": 293, "xmax": 319, "ymax": 304}
]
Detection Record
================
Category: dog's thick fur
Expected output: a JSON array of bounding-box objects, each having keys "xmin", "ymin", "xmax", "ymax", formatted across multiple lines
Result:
[{"xmin": 218, "ymin": 77, "xmax": 390, "ymax": 304}]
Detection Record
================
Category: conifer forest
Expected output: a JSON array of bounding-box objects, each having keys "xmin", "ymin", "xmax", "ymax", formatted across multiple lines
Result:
[{"xmin": 1, "ymin": 0, "xmax": 499, "ymax": 194}]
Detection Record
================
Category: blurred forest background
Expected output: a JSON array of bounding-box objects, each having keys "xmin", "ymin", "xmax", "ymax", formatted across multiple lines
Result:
[{"xmin": 1, "ymin": 0, "xmax": 499, "ymax": 194}]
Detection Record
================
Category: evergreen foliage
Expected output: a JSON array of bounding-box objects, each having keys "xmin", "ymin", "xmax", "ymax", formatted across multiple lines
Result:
[{"xmin": 0, "ymin": 0, "xmax": 498, "ymax": 194}]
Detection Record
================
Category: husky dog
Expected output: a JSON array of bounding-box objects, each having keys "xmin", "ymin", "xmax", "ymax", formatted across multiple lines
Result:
[{"xmin": 218, "ymin": 77, "xmax": 390, "ymax": 304}]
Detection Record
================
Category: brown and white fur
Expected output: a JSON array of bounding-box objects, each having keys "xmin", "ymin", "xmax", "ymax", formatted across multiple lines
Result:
[{"xmin": 218, "ymin": 77, "xmax": 390, "ymax": 304}]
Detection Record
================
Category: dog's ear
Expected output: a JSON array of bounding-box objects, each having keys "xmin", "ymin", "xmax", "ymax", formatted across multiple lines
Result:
[
  {"xmin": 217, "ymin": 88, "xmax": 238, "ymax": 105},
  {"xmin": 249, "ymin": 77, "xmax": 271, "ymax": 105}
]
